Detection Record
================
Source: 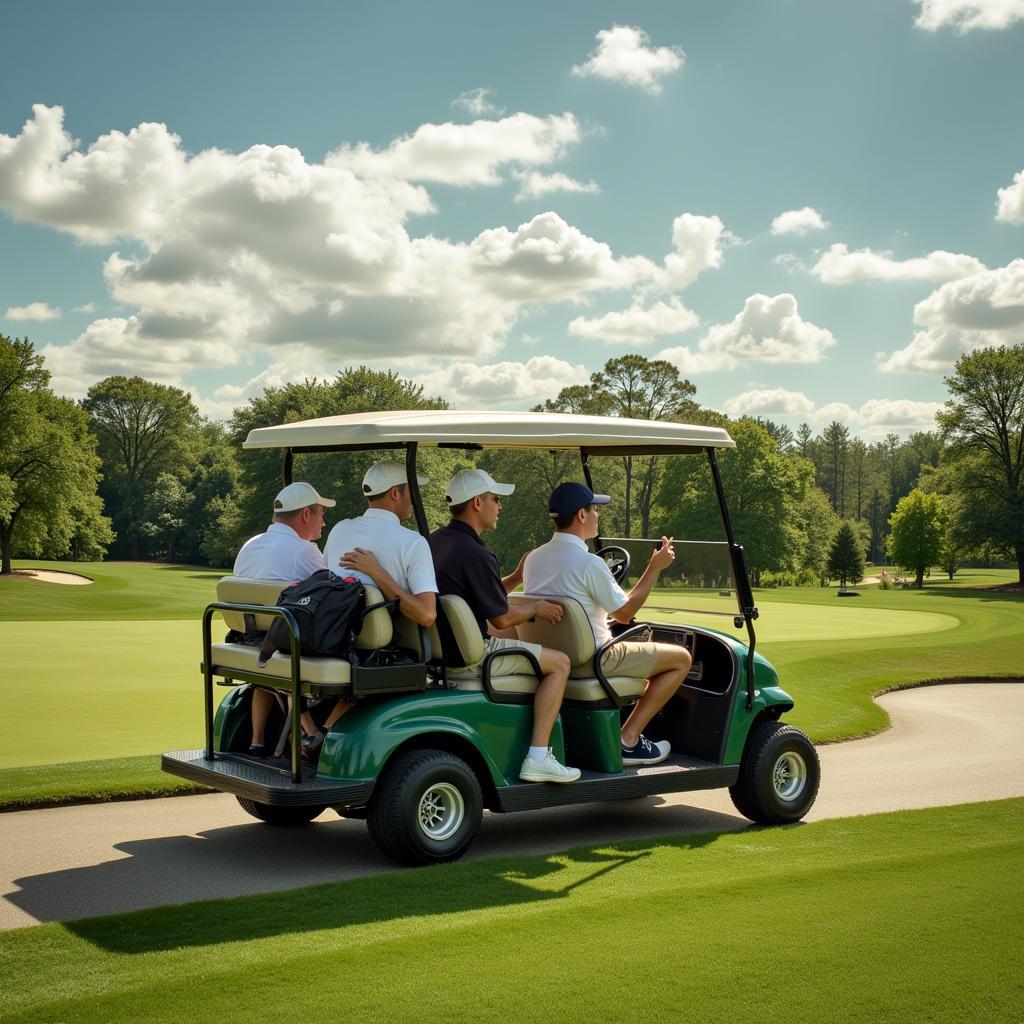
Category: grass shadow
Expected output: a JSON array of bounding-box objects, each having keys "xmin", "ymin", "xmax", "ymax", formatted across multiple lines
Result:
[
  {"xmin": 15, "ymin": 815, "xmax": 735, "ymax": 954},
  {"xmin": 57, "ymin": 834, "xmax": 725, "ymax": 955}
]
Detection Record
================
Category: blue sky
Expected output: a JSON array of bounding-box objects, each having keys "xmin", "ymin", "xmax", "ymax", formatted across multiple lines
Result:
[{"xmin": 1, "ymin": 0, "xmax": 1022, "ymax": 438}]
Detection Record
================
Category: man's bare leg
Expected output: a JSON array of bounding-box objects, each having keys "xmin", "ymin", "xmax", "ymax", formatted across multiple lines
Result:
[
  {"xmin": 529, "ymin": 647, "xmax": 571, "ymax": 748},
  {"xmin": 620, "ymin": 645, "xmax": 691, "ymax": 748}
]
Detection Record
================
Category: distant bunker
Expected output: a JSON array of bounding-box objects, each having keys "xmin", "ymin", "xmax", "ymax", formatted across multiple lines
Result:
[{"xmin": 10, "ymin": 569, "xmax": 93, "ymax": 586}]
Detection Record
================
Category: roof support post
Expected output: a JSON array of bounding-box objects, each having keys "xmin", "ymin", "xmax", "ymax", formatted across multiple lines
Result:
[
  {"xmin": 406, "ymin": 442, "xmax": 429, "ymax": 538},
  {"xmin": 580, "ymin": 448, "xmax": 604, "ymax": 551},
  {"xmin": 706, "ymin": 447, "xmax": 758, "ymax": 710}
]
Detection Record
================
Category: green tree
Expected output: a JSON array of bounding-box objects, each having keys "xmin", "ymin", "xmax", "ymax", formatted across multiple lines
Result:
[
  {"xmin": 556, "ymin": 355, "xmax": 697, "ymax": 537},
  {"xmin": 937, "ymin": 345, "xmax": 1024, "ymax": 584},
  {"xmin": 220, "ymin": 368, "xmax": 448, "ymax": 560},
  {"xmin": 826, "ymin": 521, "xmax": 865, "ymax": 589},
  {"xmin": 83, "ymin": 376, "xmax": 202, "ymax": 559},
  {"xmin": 887, "ymin": 488, "xmax": 944, "ymax": 587},
  {"xmin": 0, "ymin": 336, "xmax": 111, "ymax": 573},
  {"xmin": 655, "ymin": 418, "xmax": 811, "ymax": 586},
  {"xmin": 796, "ymin": 484, "xmax": 841, "ymax": 586}
]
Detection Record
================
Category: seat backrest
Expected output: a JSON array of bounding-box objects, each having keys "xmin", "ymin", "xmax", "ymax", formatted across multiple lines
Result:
[
  {"xmin": 512, "ymin": 593, "xmax": 596, "ymax": 668},
  {"xmin": 216, "ymin": 576, "xmax": 393, "ymax": 649},
  {"xmin": 394, "ymin": 594, "xmax": 484, "ymax": 668}
]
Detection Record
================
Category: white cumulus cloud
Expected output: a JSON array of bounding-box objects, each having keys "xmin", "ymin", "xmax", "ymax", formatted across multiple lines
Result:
[
  {"xmin": 513, "ymin": 170, "xmax": 600, "ymax": 201},
  {"xmin": 913, "ymin": 0, "xmax": 1024, "ymax": 31},
  {"xmin": 659, "ymin": 293, "xmax": 837, "ymax": 373},
  {"xmin": 877, "ymin": 258, "xmax": 1024, "ymax": 372},
  {"xmin": 996, "ymin": 169, "xmax": 1024, "ymax": 222},
  {"xmin": 452, "ymin": 88, "xmax": 505, "ymax": 118},
  {"xmin": 4, "ymin": 301, "xmax": 61, "ymax": 321},
  {"xmin": 572, "ymin": 25, "xmax": 684, "ymax": 94},
  {"xmin": 812, "ymin": 243, "xmax": 986, "ymax": 284},
  {"xmin": 722, "ymin": 389, "xmax": 816, "ymax": 417},
  {"xmin": 0, "ymin": 105, "xmax": 673, "ymax": 394},
  {"xmin": 414, "ymin": 356, "xmax": 589, "ymax": 408},
  {"xmin": 328, "ymin": 111, "xmax": 582, "ymax": 186},
  {"xmin": 569, "ymin": 297, "xmax": 698, "ymax": 345},
  {"xmin": 770, "ymin": 207, "xmax": 829, "ymax": 236}
]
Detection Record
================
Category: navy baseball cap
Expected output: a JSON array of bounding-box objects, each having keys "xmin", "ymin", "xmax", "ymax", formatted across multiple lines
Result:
[{"xmin": 548, "ymin": 482, "xmax": 611, "ymax": 519}]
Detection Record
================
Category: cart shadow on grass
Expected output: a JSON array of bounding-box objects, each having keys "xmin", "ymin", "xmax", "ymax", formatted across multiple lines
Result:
[{"xmin": 11, "ymin": 804, "xmax": 747, "ymax": 952}]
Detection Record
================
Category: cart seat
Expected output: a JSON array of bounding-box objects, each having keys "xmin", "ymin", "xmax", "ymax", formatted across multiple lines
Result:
[
  {"xmin": 209, "ymin": 576, "xmax": 394, "ymax": 693},
  {"xmin": 512, "ymin": 593, "xmax": 648, "ymax": 704},
  {"xmin": 396, "ymin": 594, "xmax": 543, "ymax": 697}
]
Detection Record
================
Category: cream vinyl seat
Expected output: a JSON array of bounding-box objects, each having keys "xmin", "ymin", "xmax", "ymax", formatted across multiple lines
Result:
[
  {"xmin": 210, "ymin": 576, "xmax": 393, "ymax": 691},
  {"xmin": 511, "ymin": 594, "xmax": 648, "ymax": 705}
]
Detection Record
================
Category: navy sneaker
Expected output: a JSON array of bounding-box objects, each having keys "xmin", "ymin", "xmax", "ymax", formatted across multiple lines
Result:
[{"xmin": 621, "ymin": 734, "xmax": 671, "ymax": 766}]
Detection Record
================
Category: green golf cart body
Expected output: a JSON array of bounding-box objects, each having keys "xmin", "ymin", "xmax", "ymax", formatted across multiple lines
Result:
[{"xmin": 162, "ymin": 410, "xmax": 819, "ymax": 865}]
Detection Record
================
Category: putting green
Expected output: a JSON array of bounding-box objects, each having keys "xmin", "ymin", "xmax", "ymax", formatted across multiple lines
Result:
[
  {"xmin": 647, "ymin": 596, "xmax": 959, "ymax": 642},
  {"xmin": 3, "ymin": 620, "xmax": 207, "ymax": 769}
]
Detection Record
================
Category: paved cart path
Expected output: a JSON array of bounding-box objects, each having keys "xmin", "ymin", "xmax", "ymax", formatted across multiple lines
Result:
[{"xmin": 2, "ymin": 681, "xmax": 1021, "ymax": 931}]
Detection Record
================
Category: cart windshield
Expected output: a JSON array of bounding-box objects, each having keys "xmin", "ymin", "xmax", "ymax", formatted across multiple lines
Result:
[{"xmin": 591, "ymin": 537, "xmax": 745, "ymax": 632}]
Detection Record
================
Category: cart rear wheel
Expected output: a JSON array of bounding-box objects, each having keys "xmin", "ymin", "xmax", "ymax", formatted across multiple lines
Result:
[
  {"xmin": 236, "ymin": 797, "xmax": 326, "ymax": 826},
  {"xmin": 729, "ymin": 721, "xmax": 820, "ymax": 824},
  {"xmin": 368, "ymin": 748, "xmax": 483, "ymax": 866}
]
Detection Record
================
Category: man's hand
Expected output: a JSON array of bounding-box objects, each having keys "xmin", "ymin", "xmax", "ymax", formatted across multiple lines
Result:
[
  {"xmin": 649, "ymin": 536, "xmax": 675, "ymax": 574},
  {"xmin": 533, "ymin": 599, "xmax": 563, "ymax": 624},
  {"xmin": 339, "ymin": 546, "xmax": 382, "ymax": 578}
]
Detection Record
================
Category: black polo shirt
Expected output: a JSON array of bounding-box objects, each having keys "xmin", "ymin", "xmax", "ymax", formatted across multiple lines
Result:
[{"xmin": 429, "ymin": 519, "xmax": 508, "ymax": 639}]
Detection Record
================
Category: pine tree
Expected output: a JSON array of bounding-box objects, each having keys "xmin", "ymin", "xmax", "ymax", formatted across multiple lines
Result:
[{"xmin": 827, "ymin": 521, "xmax": 865, "ymax": 589}]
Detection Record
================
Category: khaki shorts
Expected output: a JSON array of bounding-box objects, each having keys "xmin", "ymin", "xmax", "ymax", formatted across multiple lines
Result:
[
  {"xmin": 448, "ymin": 635, "xmax": 544, "ymax": 678},
  {"xmin": 598, "ymin": 641, "xmax": 659, "ymax": 679}
]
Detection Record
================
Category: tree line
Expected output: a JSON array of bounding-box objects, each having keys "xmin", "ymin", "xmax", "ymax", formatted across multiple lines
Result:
[{"xmin": 1, "ymin": 336, "xmax": 1021, "ymax": 586}]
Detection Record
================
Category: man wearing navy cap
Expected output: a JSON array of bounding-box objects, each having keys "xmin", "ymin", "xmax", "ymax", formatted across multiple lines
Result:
[{"xmin": 523, "ymin": 482, "xmax": 692, "ymax": 767}]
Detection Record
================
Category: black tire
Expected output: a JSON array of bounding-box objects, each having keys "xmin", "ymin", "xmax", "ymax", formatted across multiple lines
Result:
[
  {"xmin": 729, "ymin": 721, "xmax": 820, "ymax": 824},
  {"xmin": 236, "ymin": 797, "xmax": 326, "ymax": 826},
  {"xmin": 367, "ymin": 749, "xmax": 483, "ymax": 866}
]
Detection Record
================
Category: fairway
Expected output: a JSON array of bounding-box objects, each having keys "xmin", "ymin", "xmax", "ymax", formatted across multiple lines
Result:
[
  {"xmin": 0, "ymin": 799, "xmax": 1020, "ymax": 1023},
  {"xmin": 649, "ymin": 595, "xmax": 958, "ymax": 642},
  {"xmin": 1, "ymin": 621, "xmax": 204, "ymax": 768}
]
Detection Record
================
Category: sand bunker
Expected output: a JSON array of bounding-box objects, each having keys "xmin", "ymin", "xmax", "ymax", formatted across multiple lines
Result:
[{"xmin": 10, "ymin": 569, "xmax": 93, "ymax": 586}]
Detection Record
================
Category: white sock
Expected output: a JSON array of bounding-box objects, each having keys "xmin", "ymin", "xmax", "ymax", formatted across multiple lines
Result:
[{"xmin": 528, "ymin": 746, "xmax": 548, "ymax": 762}]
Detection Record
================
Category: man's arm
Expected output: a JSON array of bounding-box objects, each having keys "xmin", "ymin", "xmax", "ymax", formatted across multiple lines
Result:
[
  {"xmin": 339, "ymin": 547, "xmax": 437, "ymax": 626},
  {"xmin": 500, "ymin": 552, "xmax": 528, "ymax": 594},
  {"xmin": 609, "ymin": 536, "xmax": 675, "ymax": 624},
  {"xmin": 489, "ymin": 597, "xmax": 562, "ymax": 631}
]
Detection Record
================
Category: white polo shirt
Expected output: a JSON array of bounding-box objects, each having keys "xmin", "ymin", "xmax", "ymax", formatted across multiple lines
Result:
[
  {"xmin": 523, "ymin": 532, "xmax": 627, "ymax": 646},
  {"xmin": 233, "ymin": 522, "xmax": 327, "ymax": 581},
  {"xmin": 324, "ymin": 508, "xmax": 437, "ymax": 595}
]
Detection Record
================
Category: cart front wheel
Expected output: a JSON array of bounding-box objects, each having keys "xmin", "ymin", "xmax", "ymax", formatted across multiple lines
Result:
[
  {"xmin": 368, "ymin": 749, "xmax": 483, "ymax": 866},
  {"xmin": 729, "ymin": 721, "xmax": 820, "ymax": 824}
]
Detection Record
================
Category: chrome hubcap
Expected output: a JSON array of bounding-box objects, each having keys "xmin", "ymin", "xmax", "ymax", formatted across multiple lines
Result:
[
  {"xmin": 772, "ymin": 751, "xmax": 807, "ymax": 802},
  {"xmin": 417, "ymin": 782, "xmax": 464, "ymax": 841}
]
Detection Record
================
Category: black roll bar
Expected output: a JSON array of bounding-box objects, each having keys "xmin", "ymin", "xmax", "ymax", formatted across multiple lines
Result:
[
  {"xmin": 202, "ymin": 602, "xmax": 304, "ymax": 783},
  {"xmin": 579, "ymin": 448, "xmax": 604, "ymax": 550},
  {"xmin": 705, "ymin": 448, "xmax": 758, "ymax": 710}
]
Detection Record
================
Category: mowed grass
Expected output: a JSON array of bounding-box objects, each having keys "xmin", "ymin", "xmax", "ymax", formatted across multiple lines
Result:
[
  {"xmin": 0, "ymin": 561, "xmax": 1020, "ymax": 807},
  {"xmin": 0, "ymin": 800, "xmax": 1020, "ymax": 1023}
]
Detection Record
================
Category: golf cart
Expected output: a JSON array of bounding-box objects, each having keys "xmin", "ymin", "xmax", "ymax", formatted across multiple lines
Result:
[{"xmin": 162, "ymin": 410, "xmax": 820, "ymax": 865}]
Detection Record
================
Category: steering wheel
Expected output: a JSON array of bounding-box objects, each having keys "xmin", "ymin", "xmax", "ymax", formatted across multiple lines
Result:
[{"xmin": 595, "ymin": 545, "xmax": 631, "ymax": 584}]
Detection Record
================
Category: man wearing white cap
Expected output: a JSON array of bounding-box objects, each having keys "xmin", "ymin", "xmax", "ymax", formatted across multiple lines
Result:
[
  {"xmin": 233, "ymin": 481, "xmax": 336, "ymax": 755},
  {"xmin": 429, "ymin": 469, "xmax": 580, "ymax": 784},
  {"xmin": 324, "ymin": 462, "xmax": 438, "ymax": 629}
]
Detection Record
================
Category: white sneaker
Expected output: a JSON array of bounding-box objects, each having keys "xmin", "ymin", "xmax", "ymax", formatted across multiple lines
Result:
[{"xmin": 519, "ymin": 748, "xmax": 582, "ymax": 784}]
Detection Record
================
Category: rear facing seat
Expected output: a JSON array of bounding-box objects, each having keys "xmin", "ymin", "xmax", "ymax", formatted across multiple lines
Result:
[
  {"xmin": 210, "ymin": 576, "xmax": 396, "ymax": 693},
  {"xmin": 511, "ymin": 593, "xmax": 648, "ymax": 705}
]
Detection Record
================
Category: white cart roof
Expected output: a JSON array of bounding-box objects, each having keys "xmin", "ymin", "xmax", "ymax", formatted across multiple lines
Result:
[{"xmin": 243, "ymin": 409, "xmax": 734, "ymax": 454}]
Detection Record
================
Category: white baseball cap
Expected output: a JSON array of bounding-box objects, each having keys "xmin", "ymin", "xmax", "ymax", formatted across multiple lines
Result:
[
  {"xmin": 274, "ymin": 482, "xmax": 336, "ymax": 513},
  {"xmin": 445, "ymin": 468, "xmax": 515, "ymax": 507},
  {"xmin": 362, "ymin": 461, "xmax": 429, "ymax": 497}
]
